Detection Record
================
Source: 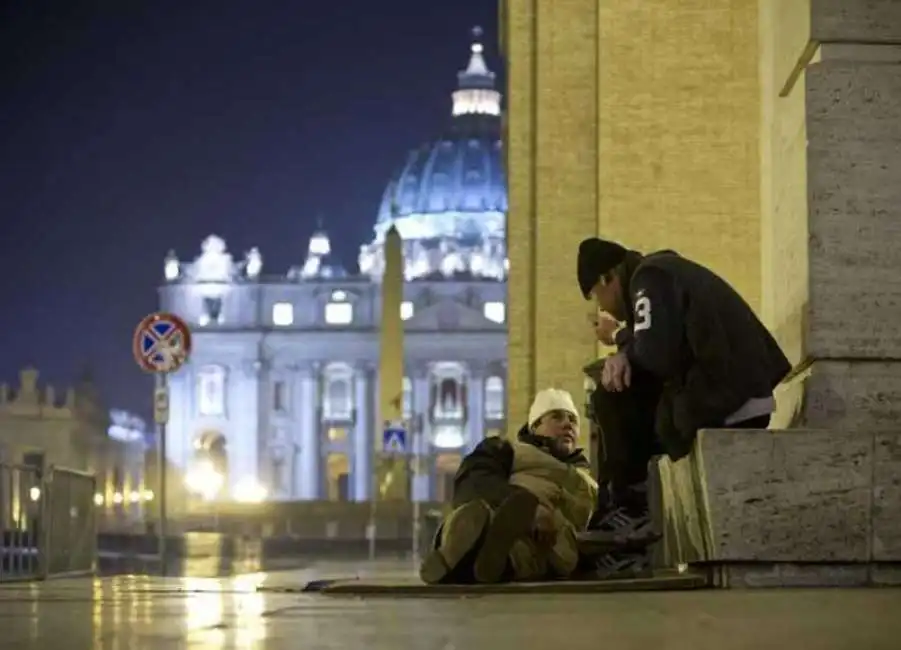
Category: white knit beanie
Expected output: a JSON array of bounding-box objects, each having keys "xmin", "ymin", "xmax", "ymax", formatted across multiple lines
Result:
[{"xmin": 527, "ymin": 388, "xmax": 579, "ymax": 428}]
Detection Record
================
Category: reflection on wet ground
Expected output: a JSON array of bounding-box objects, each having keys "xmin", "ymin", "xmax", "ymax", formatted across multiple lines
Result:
[
  {"xmin": 3, "ymin": 561, "xmax": 901, "ymax": 649},
  {"xmin": 97, "ymin": 553, "xmax": 310, "ymax": 578}
]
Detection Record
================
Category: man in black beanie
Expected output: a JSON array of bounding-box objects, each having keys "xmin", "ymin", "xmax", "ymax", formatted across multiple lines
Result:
[{"xmin": 576, "ymin": 238, "xmax": 791, "ymax": 573}]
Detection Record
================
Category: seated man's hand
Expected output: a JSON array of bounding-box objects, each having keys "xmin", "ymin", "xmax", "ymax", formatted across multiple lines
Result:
[
  {"xmin": 532, "ymin": 504, "xmax": 556, "ymax": 547},
  {"xmin": 601, "ymin": 350, "xmax": 631, "ymax": 392}
]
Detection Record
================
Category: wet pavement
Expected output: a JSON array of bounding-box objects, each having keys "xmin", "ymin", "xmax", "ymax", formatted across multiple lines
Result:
[{"xmin": 2, "ymin": 560, "xmax": 900, "ymax": 649}]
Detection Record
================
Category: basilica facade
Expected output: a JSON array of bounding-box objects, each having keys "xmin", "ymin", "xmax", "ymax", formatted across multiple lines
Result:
[{"xmin": 157, "ymin": 30, "xmax": 508, "ymax": 503}]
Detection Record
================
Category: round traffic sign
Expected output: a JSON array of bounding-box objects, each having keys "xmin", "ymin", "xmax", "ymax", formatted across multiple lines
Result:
[{"xmin": 132, "ymin": 312, "xmax": 192, "ymax": 374}]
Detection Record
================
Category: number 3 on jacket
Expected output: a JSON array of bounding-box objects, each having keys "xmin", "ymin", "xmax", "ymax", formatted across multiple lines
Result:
[{"xmin": 634, "ymin": 296, "xmax": 652, "ymax": 332}]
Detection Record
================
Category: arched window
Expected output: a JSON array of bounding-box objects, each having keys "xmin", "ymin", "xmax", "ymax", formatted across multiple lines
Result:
[
  {"xmin": 485, "ymin": 376, "xmax": 504, "ymax": 419},
  {"xmin": 197, "ymin": 365, "xmax": 226, "ymax": 416},
  {"xmin": 431, "ymin": 363, "xmax": 466, "ymax": 421},
  {"xmin": 323, "ymin": 365, "xmax": 353, "ymax": 420}
]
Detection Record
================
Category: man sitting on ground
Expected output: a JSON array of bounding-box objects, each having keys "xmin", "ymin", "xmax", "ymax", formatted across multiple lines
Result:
[
  {"xmin": 576, "ymin": 237, "xmax": 791, "ymax": 573},
  {"xmin": 420, "ymin": 388, "xmax": 598, "ymax": 584}
]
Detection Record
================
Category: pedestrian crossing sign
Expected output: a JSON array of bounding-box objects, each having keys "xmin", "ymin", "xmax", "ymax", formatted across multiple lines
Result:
[{"xmin": 382, "ymin": 422, "xmax": 407, "ymax": 455}]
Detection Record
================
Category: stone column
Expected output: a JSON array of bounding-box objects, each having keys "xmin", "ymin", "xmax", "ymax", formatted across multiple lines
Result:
[
  {"xmin": 411, "ymin": 368, "xmax": 434, "ymax": 502},
  {"xmin": 351, "ymin": 363, "xmax": 373, "ymax": 501},
  {"xmin": 230, "ymin": 361, "xmax": 261, "ymax": 496},
  {"xmin": 760, "ymin": 0, "xmax": 901, "ymax": 430},
  {"xmin": 165, "ymin": 368, "xmax": 188, "ymax": 469},
  {"xmin": 294, "ymin": 362, "xmax": 321, "ymax": 499},
  {"xmin": 255, "ymin": 358, "xmax": 272, "ymax": 490},
  {"xmin": 466, "ymin": 367, "xmax": 485, "ymax": 455},
  {"xmin": 503, "ymin": 0, "xmax": 600, "ymax": 436}
]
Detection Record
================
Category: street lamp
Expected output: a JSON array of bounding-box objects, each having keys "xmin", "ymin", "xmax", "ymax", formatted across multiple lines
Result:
[
  {"xmin": 232, "ymin": 477, "xmax": 268, "ymax": 503},
  {"xmin": 185, "ymin": 461, "xmax": 224, "ymax": 501}
]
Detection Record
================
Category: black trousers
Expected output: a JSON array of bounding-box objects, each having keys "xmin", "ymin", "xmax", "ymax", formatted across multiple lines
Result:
[{"xmin": 590, "ymin": 366, "xmax": 770, "ymax": 503}]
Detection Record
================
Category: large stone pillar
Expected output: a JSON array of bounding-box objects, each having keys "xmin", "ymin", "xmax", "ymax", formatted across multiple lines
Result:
[
  {"xmin": 648, "ymin": 1, "xmax": 901, "ymax": 585},
  {"xmin": 294, "ymin": 362, "xmax": 321, "ymax": 499},
  {"xmin": 503, "ymin": 0, "xmax": 600, "ymax": 438},
  {"xmin": 760, "ymin": 0, "xmax": 901, "ymax": 429},
  {"xmin": 351, "ymin": 364, "xmax": 373, "ymax": 501}
]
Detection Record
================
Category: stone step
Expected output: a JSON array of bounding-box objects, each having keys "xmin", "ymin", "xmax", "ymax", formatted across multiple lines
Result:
[{"xmin": 648, "ymin": 428, "xmax": 901, "ymax": 588}]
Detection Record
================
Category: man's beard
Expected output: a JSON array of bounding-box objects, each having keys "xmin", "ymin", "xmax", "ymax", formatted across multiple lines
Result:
[{"xmin": 545, "ymin": 436, "xmax": 575, "ymax": 460}]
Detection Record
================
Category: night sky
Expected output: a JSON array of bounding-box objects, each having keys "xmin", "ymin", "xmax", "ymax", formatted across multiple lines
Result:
[{"xmin": 0, "ymin": 0, "xmax": 501, "ymax": 419}]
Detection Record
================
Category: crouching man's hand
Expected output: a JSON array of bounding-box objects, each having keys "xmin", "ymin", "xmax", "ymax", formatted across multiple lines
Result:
[
  {"xmin": 532, "ymin": 504, "xmax": 556, "ymax": 547},
  {"xmin": 601, "ymin": 350, "xmax": 631, "ymax": 392}
]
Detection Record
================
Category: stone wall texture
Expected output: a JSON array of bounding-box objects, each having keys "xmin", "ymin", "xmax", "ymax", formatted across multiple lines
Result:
[
  {"xmin": 765, "ymin": 0, "xmax": 901, "ymax": 427},
  {"xmin": 504, "ymin": 0, "xmax": 762, "ymax": 431},
  {"xmin": 811, "ymin": 0, "xmax": 901, "ymax": 43},
  {"xmin": 597, "ymin": 0, "xmax": 761, "ymax": 311},
  {"xmin": 806, "ymin": 61, "xmax": 901, "ymax": 359}
]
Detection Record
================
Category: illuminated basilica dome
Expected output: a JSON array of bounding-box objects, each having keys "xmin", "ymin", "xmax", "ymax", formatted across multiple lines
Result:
[{"xmin": 359, "ymin": 27, "xmax": 507, "ymax": 281}]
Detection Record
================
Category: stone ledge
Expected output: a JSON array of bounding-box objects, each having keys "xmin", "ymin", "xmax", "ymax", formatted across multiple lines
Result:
[
  {"xmin": 812, "ymin": 0, "xmax": 901, "ymax": 44},
  {"xmin": 648, "ymin": 428, "xmax": 901, "ymax": 587},
  {"xmin": 706, "ymin": 562, "xmax": 901, "ymax": 588}
]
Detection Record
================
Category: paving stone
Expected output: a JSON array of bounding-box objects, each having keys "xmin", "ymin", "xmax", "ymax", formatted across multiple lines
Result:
[{"xmin": 3, "ymin": 565, "xmax": 901, "ymax": 649}]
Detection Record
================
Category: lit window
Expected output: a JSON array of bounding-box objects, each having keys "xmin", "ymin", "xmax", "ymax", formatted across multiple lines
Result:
[
  {"xmin": 272, "ymin": 302, "xmax": 294, "ymax": 326},
  {"xmin": 483, "ymin": 301, "xmax": 505, "ymax": 324},
  {"xmin": 327, "ymin": 427, "xmax": 348, "ymax": 441},
  {"xmin": 400, "ymin": 301, "xmax": 414, "ymax": 320},
  {"xmin": 197, "ymin": 366, "xmax": 226, "ymax": 416},
  {"xmin": 325, "ymin": 302, "xmax": 353, "ymax": 325}
]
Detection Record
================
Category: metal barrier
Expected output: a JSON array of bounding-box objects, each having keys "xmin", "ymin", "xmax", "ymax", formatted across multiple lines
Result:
[
  {"xmin": 0, "ymin": 463, "xmax": 42, "ymax": 581},
  {"xmin": 43, "ymin": 467, "xmax": 97, "ymax": 578},
  {"xmin": 0, "ymin": 463, "xmax": 97, "ymax": 582}
]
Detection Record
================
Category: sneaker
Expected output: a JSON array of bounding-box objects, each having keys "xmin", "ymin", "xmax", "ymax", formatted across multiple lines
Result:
[
  {"xmin": 596, "ymin": 505, "xmax": 652, "ymax": 534},
  {"xmin": 577, "ymin": 505, "xmax": 659, "ymax": 554},
  {"xmin": 592, "ymin": 549, "xmax": 653, "ymax": 580},
  {"xmin": 419, "ymin": 500, "xmax": 491, "ymax": 584},
  {"xmin": 473, "ymin": 490, "xmax": 540, "ymax": 584}
]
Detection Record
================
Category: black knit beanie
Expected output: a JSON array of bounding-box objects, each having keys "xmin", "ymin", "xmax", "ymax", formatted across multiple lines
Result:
[{"xmin": 577, "ymin": 238, "xmax": 628, "ymax": 298}]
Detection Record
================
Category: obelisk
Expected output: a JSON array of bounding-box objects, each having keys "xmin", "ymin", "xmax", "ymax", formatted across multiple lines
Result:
[{"xmin": 377, "ymin": 224, "xmax": 406, "ymax": 499}]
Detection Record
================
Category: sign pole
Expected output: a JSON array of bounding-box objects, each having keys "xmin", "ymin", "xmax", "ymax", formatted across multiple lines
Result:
[
  {"xmin": 154, "ymin": 372, "xmax": 170, "ymax": 575},
  {"xmin": 133, "ymin": 311, "xmax": 191, "ymax": 579},
  {"xmin": 368, "ymin": 461, "xmax": 377, "ymax": 561},
  {"xmin": 411, "ymin": 418, "xmax": 421, "ymax": 566},
  {"xmin": 368, "ymin": 425, "xmax": 382, "ymax": 562}
]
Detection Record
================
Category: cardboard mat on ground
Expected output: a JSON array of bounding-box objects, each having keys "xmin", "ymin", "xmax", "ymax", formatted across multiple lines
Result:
[{"xmin": 274, "ymin": 570, "xmax": 708, "ymax": 597}]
